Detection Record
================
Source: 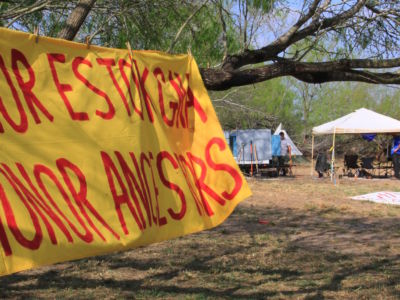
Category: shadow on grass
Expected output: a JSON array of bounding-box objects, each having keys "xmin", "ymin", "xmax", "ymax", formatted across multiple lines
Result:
[{"xmin": 1, "ymin": 205, "xmax": 400, "ymax": 298}]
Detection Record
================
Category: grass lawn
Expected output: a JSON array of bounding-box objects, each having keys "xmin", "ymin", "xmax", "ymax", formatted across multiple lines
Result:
[{"xmin": 1, "ymin": 165, "xmax": 400, "ymax": 299}]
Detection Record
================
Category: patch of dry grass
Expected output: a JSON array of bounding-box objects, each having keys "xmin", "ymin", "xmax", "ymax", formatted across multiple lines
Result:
[{"xmin": 1, "ymin": 165, "xmax": 400, "ymax": 299}]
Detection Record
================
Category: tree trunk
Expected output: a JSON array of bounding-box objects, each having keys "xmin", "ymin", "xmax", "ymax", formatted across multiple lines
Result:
[{"xmin": 57, "ymin": 0, "xmax": 97, "ymax": 41}]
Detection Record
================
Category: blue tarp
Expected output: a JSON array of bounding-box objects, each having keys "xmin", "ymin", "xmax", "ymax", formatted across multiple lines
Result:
[
  {"xmin": 271, "ymin": 135, "xmax": 281, "ymax": 156},
  {"xmin": 362, "ymin": 133, "xmax": 376, "ymax": 142}
]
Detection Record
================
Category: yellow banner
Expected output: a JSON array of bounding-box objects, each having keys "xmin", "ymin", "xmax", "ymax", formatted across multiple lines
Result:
[{"xmin": 0, "ymin": 28, "xmax": 251, "ymax": 276}]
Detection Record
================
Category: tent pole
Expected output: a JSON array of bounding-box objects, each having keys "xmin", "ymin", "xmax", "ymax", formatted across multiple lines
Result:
[
  {"xmin": 331, "ymin": 129, "xmax": 336, "ymax": 183},
  {"xmin": 311, "ymin": 135, "xmax": 314, "ymax": 177}
]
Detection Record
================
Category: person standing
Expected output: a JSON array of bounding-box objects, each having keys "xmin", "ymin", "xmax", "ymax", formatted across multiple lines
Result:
[
  {"xmin": 279, "ymin": 131, "xmax": 292, "ymax": 176},
  {"xmin": 392, "ymin": 135, "xmax": 400, "ymax": 179}
]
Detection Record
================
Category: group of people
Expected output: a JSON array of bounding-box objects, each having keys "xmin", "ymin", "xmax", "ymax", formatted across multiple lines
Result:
[
  {"xmin": 314, "ymin": 135, "xmax": 400, "ymax": 179},
  {"xmin": 279, "ymin": 132, "xmax": 400, "ymax": 179}
]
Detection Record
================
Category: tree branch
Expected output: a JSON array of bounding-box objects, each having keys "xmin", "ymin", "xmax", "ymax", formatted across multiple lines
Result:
[
  {"xmin": 1, "ymin": 0, "xmax": 49, "ymax": 19},
  {"xmin": 4, "ymin": 1, "xmax": 52, "ymax": 28},
  {"xmin": 222, "ymin": 0, "xmax": 367, "ymax": 71},
  {"xmin": 217, "ymin": 0, "xmax": 228, "ymax": 61},
  {"xmin": 5, "ymin": 0, "xmax": 400, "ymax": 92},
  {"xmin": 202, "ymin": 57, "xmax": 400, "ymax": 90},
  {"xmin": 273, "ymin": 0, "xmax": 321, "ymax": 48},
  {"xmin": 167, "ymin": 0, "xmax": 208, "ymax": 53}
]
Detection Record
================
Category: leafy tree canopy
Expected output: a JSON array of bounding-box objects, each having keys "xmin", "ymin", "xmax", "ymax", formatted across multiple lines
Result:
[{"xmin": 2, "ymin": 1, "xmax": 400, "ymax": 90}]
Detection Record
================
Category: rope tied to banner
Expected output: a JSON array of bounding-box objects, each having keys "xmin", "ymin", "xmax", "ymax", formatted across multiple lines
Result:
[
  {"xmin": 34, "ymin": 26, "xmax": 39, "ymax": 43},
  {"xmin": 85, "ymin": 35, "xmax": 91, "ymax": 49}
]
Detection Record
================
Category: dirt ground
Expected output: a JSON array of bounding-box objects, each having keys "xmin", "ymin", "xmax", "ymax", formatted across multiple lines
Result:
[{"xmin": 1, "ymin": 164, "xmax": 400, "ymax": 299}]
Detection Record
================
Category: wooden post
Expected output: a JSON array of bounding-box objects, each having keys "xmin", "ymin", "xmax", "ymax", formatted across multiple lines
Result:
[
  {"xmin": 254, "ymin": 144, "xmax": 259, "ymax": 174},
  {"xmin": 331, "ymin": 128, "xmax": 336, "ymax": 183},
  {"xmin": 311, "ymin": 134, "xmax": 314, "ymax": 177},
  {"xmin": 250, "ymin": 141, "xmax": 253, "ymax": 176}
]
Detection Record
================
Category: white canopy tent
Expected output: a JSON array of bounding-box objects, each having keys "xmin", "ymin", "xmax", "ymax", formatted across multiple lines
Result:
[
  {"xmin": 311, "ymin": 108, "xmax": 400, "ymax": 179},
  {"xmin": 313, "ymin": 108, "xmax": 400, "ymax": 135}
]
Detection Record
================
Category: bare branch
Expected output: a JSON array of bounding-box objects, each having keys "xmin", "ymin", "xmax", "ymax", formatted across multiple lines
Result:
[
  {"xmin": 5, "ymin": 0, "xmax": 50, "ymax": 27},
  {"xmin": 217, "ymin": 0, "xmax": 228, "ymax": 61},
  {"xmin": 1, "ymin": 0, "xmax": 48, "ymax": 19},
  {"xmin": 222, "ymin": 0, "xmax": 367, "ymax": 71},
  {"xmin": 167, "ymin": 0, "xmax": 208, "ymax": 53},
  {"xmin": 273, "ymin": 0, "xmax": 322, "ymax": 47},
  {"xmin": 213, "ymin": 98, "xmax": 277, "ymax": 121},
  {"xmin": 87, "ymin": 7, "xmax": 130, "ymax": 44}
]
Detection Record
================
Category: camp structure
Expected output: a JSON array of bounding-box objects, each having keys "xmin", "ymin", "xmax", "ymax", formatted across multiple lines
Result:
[
  {"xmin": 274, "ymin": 124, "xmax": 303, "ymax": 156},
  {"xmin": 224, "ymin": 127, "xmax": 302, "ymax": 175},
  {"xmin": 311, "ymin": 108, "xmax": 400, "ymax": 180},
  {"xmin": 312, "ymin": 108, "xmax": 400, "ymax": 135},
  {"xmin": 225, "ymin": 129, "xmax": 273, "ymax": 165}
]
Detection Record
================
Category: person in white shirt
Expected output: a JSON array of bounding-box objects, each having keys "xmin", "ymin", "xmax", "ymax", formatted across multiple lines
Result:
[{"xmin": 279, "ymin": 132, "xmax": 292, "ymax": 176}]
